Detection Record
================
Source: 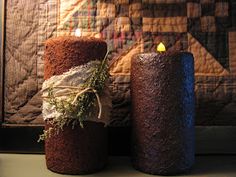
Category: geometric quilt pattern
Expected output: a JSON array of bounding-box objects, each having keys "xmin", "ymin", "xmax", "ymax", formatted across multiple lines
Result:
[{"xmin": 4, "ymin": 0, "xmax": 236, "ymax": 125}]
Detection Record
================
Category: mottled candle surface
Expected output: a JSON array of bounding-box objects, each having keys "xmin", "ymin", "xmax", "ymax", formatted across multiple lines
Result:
[
  {"xmin": 44, "ymin": 36, "xmax": 108, "ymax": 175},
  {"xmin": 131, "ymin": 52, "xmax": 195, "ymax": 175}
]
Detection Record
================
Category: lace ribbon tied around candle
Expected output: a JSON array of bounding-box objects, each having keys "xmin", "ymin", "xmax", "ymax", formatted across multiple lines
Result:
[
  {"xmin": 41, "ymin": 60, "xmax": 111, "ymax": 125},
  {"xmin": 42, "ymin": 86, "xmax": 103, "ymax": 119}
]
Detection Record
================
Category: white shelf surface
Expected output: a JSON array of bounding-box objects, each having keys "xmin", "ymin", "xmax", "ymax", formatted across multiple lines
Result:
[{"xmin": 0, "ymin": 154, "xmax": 236, "ymax": 177}]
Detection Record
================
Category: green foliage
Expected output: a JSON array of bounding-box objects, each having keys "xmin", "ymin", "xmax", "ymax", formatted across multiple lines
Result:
[{"xmin": 38, "ymin": 53, "xmax": 109, "ymax": 142}]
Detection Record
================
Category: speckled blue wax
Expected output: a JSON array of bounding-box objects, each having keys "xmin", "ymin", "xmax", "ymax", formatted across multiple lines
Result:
[{"xmin": 180, "ymin": 52, "xmax": 195, "ymax": 170}]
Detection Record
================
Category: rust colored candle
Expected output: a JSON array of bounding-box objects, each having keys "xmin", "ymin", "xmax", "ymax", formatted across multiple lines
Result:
[
  {"xmin": 130, "ymin": 45, "xmax": 195, "ymax": 175},
  {"xmin": 43, "ymin": 36, "xmax": 108, "ymax": 175}
]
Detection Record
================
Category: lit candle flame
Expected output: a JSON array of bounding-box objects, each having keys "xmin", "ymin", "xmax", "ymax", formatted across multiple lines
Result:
[
  {"xmin": 75, "ymin": 28, "xmax": 82, "ymax": 37},
  {"xmin": 157, "ymin": 42, "xmax": 166, "ymax": 53},
  {"xmin": 95, "ymin": 33, "xmax": 101, "ymax": 38}
]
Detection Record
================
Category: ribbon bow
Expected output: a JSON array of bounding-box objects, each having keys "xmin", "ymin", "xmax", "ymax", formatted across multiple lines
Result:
[{"xmin": 42, "ymin": 85, "xmax": 102, "ymax": 119}]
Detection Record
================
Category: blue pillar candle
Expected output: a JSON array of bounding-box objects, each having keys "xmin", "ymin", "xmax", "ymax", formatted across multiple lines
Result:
[{"xmin": 130, "ymin": 50, "xmax": 195, "ymax": 175}]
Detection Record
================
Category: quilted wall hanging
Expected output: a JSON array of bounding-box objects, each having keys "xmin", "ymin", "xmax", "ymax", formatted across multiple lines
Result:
[{"xmin": 3, "ymin": 0, "xmax": 236, "ymax": 126}]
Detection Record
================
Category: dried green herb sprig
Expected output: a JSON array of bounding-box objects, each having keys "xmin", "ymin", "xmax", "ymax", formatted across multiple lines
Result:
[{"xmin": 38, "ymin": 52, "xmax": 109, "ymax": 142}]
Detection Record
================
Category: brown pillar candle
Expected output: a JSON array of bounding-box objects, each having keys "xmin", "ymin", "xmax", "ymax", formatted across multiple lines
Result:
[
  {"xmin": 131, "ymin": 51, "xmax": 195, "ymax": 175},
  {"xmin": 44, "ymin": 36, "xmax": 108, "ymax": 175}
]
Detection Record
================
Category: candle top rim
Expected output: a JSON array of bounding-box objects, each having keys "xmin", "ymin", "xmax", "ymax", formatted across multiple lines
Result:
[
  {"xmin": 45, "ymin": 36, "xmax": 106, "ymax": 45},
  {"xmin": 136, "ymin": 51, "xmax": 193, "ymax": 57},
  {"xmin": 132, "ymin": 51, "xmax": 194, "ymax": 65}
]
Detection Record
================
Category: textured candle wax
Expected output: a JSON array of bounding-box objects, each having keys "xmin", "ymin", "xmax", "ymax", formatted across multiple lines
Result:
[
  {"xmin": 131, "ymin": 52, "xmax": 195, "ymax": 175},
  {"xmin": 43, "ymin": 36, "xmax": 108, "ymax": 175}
]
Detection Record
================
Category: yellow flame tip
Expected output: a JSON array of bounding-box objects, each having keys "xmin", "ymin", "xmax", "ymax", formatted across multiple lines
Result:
[{"xmin": 157, "ymin": 42, "xmax": 166, "ymax": 52}]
